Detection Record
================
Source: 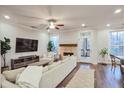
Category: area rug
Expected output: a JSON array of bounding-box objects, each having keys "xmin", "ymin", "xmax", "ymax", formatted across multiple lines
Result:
[{"xmin": 66, "ymin": 68, "xmax": 95, "ymax": 88}]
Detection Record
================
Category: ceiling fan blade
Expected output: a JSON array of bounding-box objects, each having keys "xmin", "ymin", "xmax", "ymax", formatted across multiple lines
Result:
[
  {"xmin": 55, "ymin": 26, "xmax": 60, "ymax": 29},
  {"xmin": 56, "ymin": 24, "xmax": 64, "ymax": 26}
]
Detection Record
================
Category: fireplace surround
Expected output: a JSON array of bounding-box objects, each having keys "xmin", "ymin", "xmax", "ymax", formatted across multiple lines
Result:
[{"xmin": 59, "ymin": 44, "xmax": 77, "ymax": 57}]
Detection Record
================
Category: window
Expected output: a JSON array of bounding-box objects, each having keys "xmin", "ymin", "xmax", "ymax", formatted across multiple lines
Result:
[
  {"xmin": 110, "ymin": 31, "xmax": 124, "ymax": 56},
  {"xmin": 80, "ymin": 32, "xmax": 91, "ymax": 57},
  {"xmin": 50, "ymin": 36, "xmax": 59, "ymax": 53}
]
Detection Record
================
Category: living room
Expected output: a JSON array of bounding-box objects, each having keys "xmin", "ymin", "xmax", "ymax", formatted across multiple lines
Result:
[{"xmin": 0, "ymin": 5, "xmax": 124, "ymax": 88}]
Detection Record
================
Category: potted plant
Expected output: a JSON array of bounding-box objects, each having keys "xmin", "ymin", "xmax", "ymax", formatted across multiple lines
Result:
[
  {"xmin": 47, "ymin": 40, "xmax": 54, "ymax": 52},
  {"xmin": 99, "ymin": 48, "xmax": 108, "ymax": 61},
  {"xmin": 1, "ymin": 37, "xmax": 11, "ymax": 68},
  {"xmin": 47, "ymin": 41, "xmax": 55, "ymax": 62}
]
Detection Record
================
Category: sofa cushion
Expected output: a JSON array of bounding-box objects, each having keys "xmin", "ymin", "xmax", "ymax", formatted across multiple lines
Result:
[
  {"xmin": 2, "ymin": 78, "xmax": 20, "ymax": 88},
  {"xmin": 2, "ymin": 67, "xmax": 25, "ymax": 82},
  {"xmin": 48, "ymin": 61, "xmax": 61, "ymax": 69},
  {"xmin": 62, "ymin": 56, "xmax": 70, "ymax": 63},
  {"xmin": 42, "ymin": 66, "xmax": 49, "ymax": 73}
]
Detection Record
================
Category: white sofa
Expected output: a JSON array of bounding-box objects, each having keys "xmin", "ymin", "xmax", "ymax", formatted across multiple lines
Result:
[{"xmin": 1, "ymin": 56, "xmax": 77, "ymax": 88}]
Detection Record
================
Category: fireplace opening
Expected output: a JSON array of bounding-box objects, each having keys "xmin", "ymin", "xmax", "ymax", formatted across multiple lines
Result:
[{"xmin": 63, "ymin": 52, "xmax": 74, "ymax": 56}]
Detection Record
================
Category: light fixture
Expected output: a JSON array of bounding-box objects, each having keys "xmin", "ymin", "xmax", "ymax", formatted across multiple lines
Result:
[
  {"xmin": 106, "ymin": 24, "xmax": 111, "ymax": 27},
  {"xmin": 114, "ymin": 9, "xmax": 122, "ymax": 14},
  {"xmin": 49, "ymin": 21, "xmax": 55, "ymax": 29},
  {"xmin": 49, "ymin": 25, "xmax": 55, "ymax": 29},
  {"xmin": 4, "ymin": 15, "xmax": 10, "ymax": 19},
  {"xmin": 81, "ymin": 24, "xmax": 86, "ymax": 27},
  {"xmin": 50, "ymin": 21, "xmax": 54, "ymax": 26}
]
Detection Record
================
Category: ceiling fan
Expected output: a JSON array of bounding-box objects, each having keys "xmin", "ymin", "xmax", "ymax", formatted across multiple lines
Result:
[
  {"xmin": 28, "ymin": 18, "xmax": 64, "ymax": 30},
  {"xmin": 47, "ymin": 19, "xmax": 64, "ymax": 30},
  {"xmin": 15, "ymin": 6, "xmax": 65, "ymax": 31}
]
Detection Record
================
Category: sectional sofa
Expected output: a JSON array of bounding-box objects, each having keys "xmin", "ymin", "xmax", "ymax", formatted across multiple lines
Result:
[{"xmin": 1, "ymin": 56, "xmax": 77, "ymax": 88}]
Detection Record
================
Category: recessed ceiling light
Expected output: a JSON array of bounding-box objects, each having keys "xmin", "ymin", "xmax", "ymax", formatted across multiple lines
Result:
[
  {"xmin": 81, "ymin": 24, "xmax": 86, "ymax": 27},
  {"xmin": 4, "ymin": 15, "xmax": 10, "ymax": 19},
  {"xmin": 106, "ymin": 24, "xmax": 111, "ymax": 27},
  {"xmin": 114, "ymin": 9, "xmax": 122, "ymax": 14}
]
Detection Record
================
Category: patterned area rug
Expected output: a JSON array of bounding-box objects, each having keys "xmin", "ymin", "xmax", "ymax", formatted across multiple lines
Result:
[{"xmin": 66, "ymin": 68, "xmax": 95, "ymax": 88}]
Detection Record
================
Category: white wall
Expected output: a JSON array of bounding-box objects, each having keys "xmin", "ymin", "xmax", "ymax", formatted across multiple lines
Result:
[
  {"xmin": 97, "ymin": 30, "xmax": 110, "ymax": 52},
  {"xmin": 0, "ymin": 22, "xmax": 49, "ymax": 67},
  {"xmin": 59, "ymin": 31, "xmax": 79, "ymax": 44},
  {"xmin": 52, "ymin": 29, "xmax": 111, "ymax": 63},
  {"xmin": 96, "ymin": 30, "xmax": 110, "ymax": 63}
]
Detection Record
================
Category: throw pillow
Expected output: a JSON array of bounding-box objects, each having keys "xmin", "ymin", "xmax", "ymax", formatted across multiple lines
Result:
[{"xmin": 2, "ymin": 67, "xmax": 25, "ymax": 82}]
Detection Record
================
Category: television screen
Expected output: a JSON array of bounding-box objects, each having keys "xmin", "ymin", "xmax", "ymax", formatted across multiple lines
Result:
[{"xmin": 16, "ymin": 38, "xmax": 38, "ymax": 53}]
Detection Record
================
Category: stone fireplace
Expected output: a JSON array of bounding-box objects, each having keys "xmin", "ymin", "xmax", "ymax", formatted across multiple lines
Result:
[{"xmin": 59, "ymin": 44, "xmax": 77, "ymax": 57}]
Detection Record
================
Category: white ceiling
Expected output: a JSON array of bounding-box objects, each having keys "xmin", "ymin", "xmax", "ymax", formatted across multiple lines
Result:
[{"xmin": 0, "ymin": 5, "xmax": 124, "ymax": 31}]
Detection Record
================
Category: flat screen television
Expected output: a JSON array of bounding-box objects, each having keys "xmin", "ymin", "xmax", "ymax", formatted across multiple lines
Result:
[{"xmin": 16, "ymin": 38, "xmax": 38, "ymax": 53}]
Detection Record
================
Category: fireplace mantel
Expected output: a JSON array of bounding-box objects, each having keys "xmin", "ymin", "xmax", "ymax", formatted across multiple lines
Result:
[{"xmin": 59, "ymin": 44, "xmax": 77, "ymax": 47}]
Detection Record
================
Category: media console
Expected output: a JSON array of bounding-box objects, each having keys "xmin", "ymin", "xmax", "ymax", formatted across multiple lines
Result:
[{"xmin": 11, "ymin": 55, "xmax": 39, "ymax": 70}]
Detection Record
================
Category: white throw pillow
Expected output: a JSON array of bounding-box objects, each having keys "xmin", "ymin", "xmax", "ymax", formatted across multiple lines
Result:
[
  {"xmin": 2, "ymin": 67, "xmax": 25, "ymax": 82},
  {"xmin": 16, "ymin": 66, "xmax": 43, "ymax": 88}
]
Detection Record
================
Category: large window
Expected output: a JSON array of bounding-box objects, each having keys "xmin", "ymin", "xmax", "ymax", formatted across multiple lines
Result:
[
  {"xmin": 80, "ymin": 32, "xmax": 91, "ymax": 57},
  {"xmin": 110, "ymin": 31, "xmax": 124, "ymax": 56},
  {"xmin": 50, "ymin": 36, "xmax": 59, "ymax": 53}
]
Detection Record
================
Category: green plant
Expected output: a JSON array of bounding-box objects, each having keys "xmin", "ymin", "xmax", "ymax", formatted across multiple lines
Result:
[
  {"xmin": 47, "ymin": 41, "xmax": 54, "ymax": 52},
  {"xmin": 99, "ymin": 48, "xmax": 108, "ymax": 58},
  {"xmin": 1, "ymin": 37, "xmax": 11, "ymax": 67}
]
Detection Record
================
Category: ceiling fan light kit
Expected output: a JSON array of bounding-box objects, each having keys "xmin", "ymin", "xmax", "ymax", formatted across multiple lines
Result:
[
  {"xmin": 49, "ymin": 25, "xmax": 55, "ymax": 29},
  {"xmin": 47, "ymin": 19, "xmax": 64, "ymax": 30}
]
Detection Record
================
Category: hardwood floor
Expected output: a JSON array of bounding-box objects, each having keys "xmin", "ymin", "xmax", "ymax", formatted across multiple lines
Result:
[
  {"xmin": 57, "ymin": 62, "xmax": 124, "ymax": 88},
  {"xmin": 96, "ymin": 63, "xmax": 124, "ymax": 88}
]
